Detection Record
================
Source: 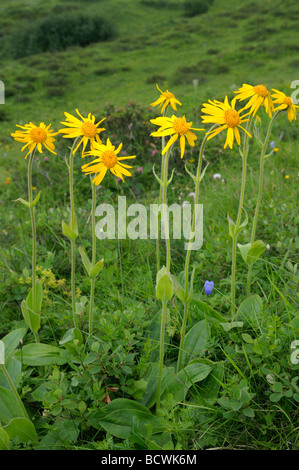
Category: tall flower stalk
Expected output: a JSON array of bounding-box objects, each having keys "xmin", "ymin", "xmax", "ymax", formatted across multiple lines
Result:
[
  {"xmin": 246, "ymin": 110, "xmax": 280, "ymax": 295},
  {"xmin": 11, "ymin": 122, "xmax": 57, "ymax": 341},
  {"xmin": 88, "ymin": 176, "xmax": 97, "ymax": 336},
  {"xmin": 230, "ymin": 116, "xmax": 253, "ymax": 319},
  {"xmin": 155, "ymin": 146, "xmax": 172, "ymax": 412},
  {"xmin": 27, "ymin": 149, "xmax": 39, "ymax": 342},
  {"xmin": 177, "ymin": 126, "xmax": 216, "ymax": 371}
]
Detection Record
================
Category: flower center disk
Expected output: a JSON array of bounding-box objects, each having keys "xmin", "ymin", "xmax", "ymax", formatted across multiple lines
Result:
[
  {"xmin": 30, "ymin": 127, "xmax": 47, "ymax": 143},
  {"xmin": 81, "ymin": 121, "xmax": 97, "ymax": 138},
  {"xmin": 163, "ymin": 91, "xmax": 174, "ymax": 99},
  {"xmin": 283, "ymin": 96, "xmax": 292, "ymax": 106},
  {"xmin": 253, "ymin": 84, "xmax": 269, "ymax": 97},
  {"xmin": 224, "ymin": 109, "xmax": 240, "ymax": 128},
  {"xmin": 101, "ymin": 150, "xmax": 117, "ymax": 169},
  {"xmin": 173, "ymin": 117, "xmax": 190, "ymax": 135}
]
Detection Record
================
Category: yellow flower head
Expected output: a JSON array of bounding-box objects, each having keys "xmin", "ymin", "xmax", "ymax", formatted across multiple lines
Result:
[
  {"xmin": 150, "ymin": 115, "xmax": 204, "ymax": 158},
  {"xmin": 271, "ymin": 89, "xmax": 299, "ymax": 122},
  {"xmin": 150, "ymin": 84, "xmax": 182, "ymax": 114},
  {"xmin": 11, "ymin": 122, "xmax": 57, "ymax": 159},
  {"xmin": 82, "ymin": 138, "xmax": 136, "ymax": 185},
  {"xmin": 234, "ymin": 83, "xmax": 274, "ymax": 117},
  {"xmin": 59, "ymin": 109, "xmax": 106, "ymax": 154},
  {"xmin": 201, "ymin": 96, "xmax": 251, "ymax": 149}
]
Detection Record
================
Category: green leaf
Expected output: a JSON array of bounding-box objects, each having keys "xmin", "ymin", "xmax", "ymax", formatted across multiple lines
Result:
[
  {"xmin": 191, "ymin": 295, "xmax": 227, "ymax": 323},
  {"xmin": 0, "ymin": 328, "xmax": 27, "ymax": 361},
  {"xmin": 181, "ymin": 320, "xmax": 210, "ymax": 368},
  {"xmin": 89, "ymin": 259, "xmax": 104, "ymax": 279},
  {"xmin": 0, "ymin": 386, "xmax": 27, "ymax": 425},
  {"xmin": 95, "ymin": 398, "xmax": 166, "ymax": 439},
  {"xmin": 156, "ymin": 266, "xmax": 173, "ymax": 302},
  {"xmin": 59, "ymin": 328, "xmax": 83, "ymax": 346},
  {"xmin": 78, "ymin": 245, "xmax": 92, "ymax": 275},
  {"xmin": 0, "ymin": 427, "xmax": 10, "ymax": 450},
  {"xmin": 227, "ymin": 213, "xmax": 236, "ymax": 238},
  {"xmin": 31, "ymin": 190, "xmax": 41, "ymax": 207},
  {"xmin": 220, "ymin": 321, "xmax": 243, "ymax": 332},
  {"xmin": 195, "ymin": 363, "xmax": 224, "ymax": 405},
  {"xmin": 162, "ymin": 361, "xmax": 213, "ymax": 404},
  {"xmin": 236, "ymin": 295, "xmax": 263, "ymax": 325},
  {"xmin": 21, "ymin": 300, "xmax": 40, "ymax": 335},
  {"xmin": 62, "ymin": 220, "xmax": 78, "ymax": 241},
  {"xmin": 4, "ymin": 418, "xmax": 38, "ymax": 444},
  {"xmin": 14, "ymin": 343, "xmax": 66, "ymax": 366},
  {"xmin": 242, "ymin": 407, "xmax": 255, "ymax": 418},
  {"xmin": 14, "ymin": 197, "xmax": 31, "ymax": 208},
  {"xmin": 170, "ymin": 274, "xmax": 186, "ymax": 303},
  {"xmin": 238, "ymin": 240, "xmax": 266, "ymax": 265}
]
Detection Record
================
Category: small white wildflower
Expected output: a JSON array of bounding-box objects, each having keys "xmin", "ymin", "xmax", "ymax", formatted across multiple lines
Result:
[{"xmin": 213, "ymin": 173, "xmax": 221, "ymax": 181}]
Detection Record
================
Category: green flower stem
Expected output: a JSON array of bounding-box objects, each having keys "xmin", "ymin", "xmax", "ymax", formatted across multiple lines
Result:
[
  {"xmin": 88, "ymin": 176, "xmax": 97, "ymax": 337},
  {"xmin": 177, "ymin": 126, "xmax": 216, "ymax": 372},
  {"xmin": 156, "ymin": 110, "xmax": 167, "ymax": 272},
  {"xmin": 156, "ymin": 146, "xmax": 171, "ymax": 413},
  {"xmin": 156, "ymin": 298, "xmax": 167, "ymax": 412},
  {"xmin": 246, "ymin": 111, "xmax": 280, "ymax": 295},
  {"xmin": 231, "ymin": 117, "xmax": 252, "ymax": 320},
  {"xmin": 27, "ymin": 149, "xmax": 39, "ymax": 343},
  {"xmin": 69, "ymin": 138, "xmax": 80, "ymax": 329},
  {"xmin": 0, "ymin": 363, "xmax": 29, "ymax": 420}
]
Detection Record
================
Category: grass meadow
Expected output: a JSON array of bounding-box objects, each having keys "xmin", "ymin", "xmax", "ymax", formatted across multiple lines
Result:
[{"xmin": 0, "ymin": 0, "xmax": 298, "ymax": 451}]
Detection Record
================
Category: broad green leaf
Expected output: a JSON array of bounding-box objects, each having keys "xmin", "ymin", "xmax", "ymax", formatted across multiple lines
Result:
[
  {"xmin": 14, "ymin": 197, "xmax": 31, "ymax": 208},
  {"xmin": 246, "ymin": 240, "xmax": 266, "ymax": 264},
  {"xmin": 236, "ymin": 294, "xmax": 263, "ymax": 325},
  {"xmin": 181, "ymin": 320, "xmax": 210, "ymax": 368},
  {"xmin": 0, "ymin": 386, "xmax": 27, "ymax": 425},
  {"xmin": 4, "ymin": 418, "xmax": 38, "ymax": 444},
  {"xmin": 0, "ymin": 427, "xmax": 10, "ymax": 450},
  {"xmin": 0, "ymin": 328, "xmax": 27, "ymax": 360},
  {"xmin": 170, "ymin": 274, "xmax": 186, "ymax": 303},
  {"xmin": 21, "ymin": 300, "xmax": 40, "ymax": 335},
  {"xmin": 78, "ymin": 245, "xmax": 92, "ymax": 275},
  {"xmin": 156, "ymin": 266, "xmax": 173, "ymax": 302},
  {"xmin": 59, "ymin": 328, "xmax": 83, "ymax": 346},
  {"xmin": 14, "ymin": 343, "xmax": 66, "ymax": 366},
  {"xmin": 227, "ymin": 213, "xmax": 236, "ymax": 238},
  {"xmin": 31, "ymin": 190, "xmax": 41, "ymax": 207},
  {"xmin": 140, "ymin": 363, "xmax": 175, "ymax": 409},
  {"xmin": 89, "ymin": 259, "xmax": 104, "ymax": 279},
  {"xmin": 144, "ymin": 312, "xmax": 169, "ymax": 362},
  {"xmin": 0, "ymin": 357, "xmax": 22, "ymax": 389},
  {"xmin": 238, "ymin": 240, "xmax": 266, "ymax": 265},
  {"xmin": 95, "ymin": 398, "xmax": 166, "ymax": 439},
  {"xmin": 237, "ymin": 242, "xmax": 251, "ymax": 264},
  {"xmin": 220, "ymin": 321, "xmax": 243, "ymax": 332},
  {"xmin": 62, "ymin": 220, "xmax": 78, "ymax": 241},
  {"xmin": 195, "ymin": 363, "xmax": 224, "ymax": 405},
  {"xmin": 161, "ymin": 360, "xmax": 213, "ymax": 404},
  {"xmin": 191, "ymin": 295, "xmax": 227, "ymax": 322}
]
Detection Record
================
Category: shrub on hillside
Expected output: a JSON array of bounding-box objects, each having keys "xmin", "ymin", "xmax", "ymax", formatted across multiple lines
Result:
[
  {"xmin": 183, "ymin": 0, "xmax": 214, "ymax": 17},
  {"xmin": 9, "ymin": 13, "xmax": 116, "ymax": 58}
]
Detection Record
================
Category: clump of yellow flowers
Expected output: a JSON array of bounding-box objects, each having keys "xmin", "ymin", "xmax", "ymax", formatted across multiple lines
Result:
[{"xmin": 10, "ymin": 80, "xmax": 297, "ymax": 414}]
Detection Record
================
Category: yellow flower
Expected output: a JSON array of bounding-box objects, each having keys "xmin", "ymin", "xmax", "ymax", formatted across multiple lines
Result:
[
  {"xmin": 59, "ymin": 109, "xmax": 106, "ymax": 154},
  {"xmin": 150, "ymin": 115, "xmax": 204, "ymax": 158},
  {"xmin": 285, "ymin": 175, "xmax": 290, "ymax": 180},
  {"xmin": 234, "ymin": 83, "xmax": 274, "ymax": 117},
  {"xmin": 11, "ymin": 122, "xmax": 57, "ymax": 159},
  {"xmin": 201, "ymin": 96, "xmax": 251, "ymax": 149},
  {"xmin": 5, "ymin": 177, "xmax": 11, "ymax": 185},
  {"xmin": 150, "ymin": 84, "xmax": 182, "ymax": 114},
  {"xmin": 82, "ymin": 138, "xmax": 136, "ymax": 185},
  {"xmin": 271, "ymin": 89, "xmax": 299, "ymax": 122}
]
